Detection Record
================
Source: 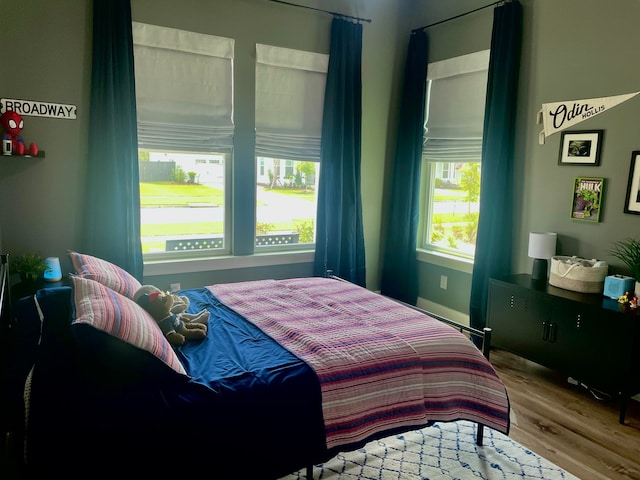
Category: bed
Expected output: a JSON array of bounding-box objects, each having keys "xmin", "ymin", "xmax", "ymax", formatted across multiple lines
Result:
[{"xmin": 3, "ymin": 251, "xmax": 510, "ymax": 480}]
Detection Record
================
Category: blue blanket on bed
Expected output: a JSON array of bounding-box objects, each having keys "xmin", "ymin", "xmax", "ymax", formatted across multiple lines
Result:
[
  {"xmin": 179, "ymin": 288, "xmax": 315, "ymax": 395},
  {"xmin": 22, "ymin": 286, "xmax": 326, "ymax": 479}
]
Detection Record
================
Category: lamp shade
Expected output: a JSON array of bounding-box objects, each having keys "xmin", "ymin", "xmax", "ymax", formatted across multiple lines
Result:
[
  {"xmin": 44, "ymin": 257, "xmax": 62, "ymax": 282},
  {"xmin": 528, "ymin": 232, "xmax": 557, "ymax": 260},
  {"xmin": 528, "ymin": 232, "xmax": 557, "ymax": 282}
]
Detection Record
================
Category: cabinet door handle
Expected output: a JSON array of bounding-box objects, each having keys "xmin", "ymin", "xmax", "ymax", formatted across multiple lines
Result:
[
  {"xmin": 548, "ymin": 323, "xmax": 556, "ymax": 343},
  {"xmin": 542, "ymin": 321, "xmax": 549, "ymax": 341}
]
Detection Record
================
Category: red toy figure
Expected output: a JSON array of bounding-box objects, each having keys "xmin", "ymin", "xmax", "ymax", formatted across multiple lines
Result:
[{"xmin": 1, "ymin": 111, "xmax": 38, "ymax": 156}]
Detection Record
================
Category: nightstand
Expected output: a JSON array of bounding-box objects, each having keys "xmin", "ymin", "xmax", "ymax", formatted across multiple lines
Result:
[
  {"xmin": 2, "ymin": 279, "xmax": 71, "ymax": 477},
  {"xmin": 487, "ymin": 274, "xmax": 640, "ymax": 424},
  {"xmin": 11, "ymin": 277, "xmax": 69, "ymax": 305}
]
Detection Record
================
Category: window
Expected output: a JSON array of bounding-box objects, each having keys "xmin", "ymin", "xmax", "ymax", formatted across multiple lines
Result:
[
  {"xmin": 419, "ymin": 50, "xmax": 490, "ymax": 259},
  {"xmin": 254, "ymin": 44, "xmax": 328, "ymax": 250},
  {"xmin": 132, "ymin": 23, "xmax": 234, "ymax": 258}
]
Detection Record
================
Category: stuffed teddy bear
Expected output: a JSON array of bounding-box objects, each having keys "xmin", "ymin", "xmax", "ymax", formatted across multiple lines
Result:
[
  {"xmin": 136, "ymin": 289, "xmax": 208, "ymax": 346},
  {"xmin": 134, "ymin": 285, "xmax": 210, "ymax": 325}
]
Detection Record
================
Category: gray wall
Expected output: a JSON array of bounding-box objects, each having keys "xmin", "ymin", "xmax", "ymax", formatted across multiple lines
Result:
[
  {"xmin": 513, "ymin": 0, "xmax": 640, "ymax": 274},
  {"xmin": 1, "ymin": 0, "xmax": 639, "ymax": 310},
  {"xmin": 0, "ymin": 0, "xmax": 92, "ymax": 277}
]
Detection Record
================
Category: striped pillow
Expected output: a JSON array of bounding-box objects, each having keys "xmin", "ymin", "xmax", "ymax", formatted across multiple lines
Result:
[
  {"xmin": 68, "ymin": 251, "xmax": 141, "ymax": 299},
  {"xmin": 71, "ymin": 275, "xmax": 186, "ymax": 376}
]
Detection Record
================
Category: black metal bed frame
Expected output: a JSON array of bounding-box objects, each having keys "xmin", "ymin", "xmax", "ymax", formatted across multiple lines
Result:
[
  {"xmin": 0, "ymin": 253, "xmax": 14, "ymax": 475},
  {"xmin": 0, "ymin": 254, "xmax": 9, "ymax": 328}
]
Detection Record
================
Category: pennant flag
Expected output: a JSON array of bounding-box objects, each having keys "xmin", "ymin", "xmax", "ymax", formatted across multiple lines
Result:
[{"xmin": 537, "ymin": 91, "xmax": 639, "ymax": 144}]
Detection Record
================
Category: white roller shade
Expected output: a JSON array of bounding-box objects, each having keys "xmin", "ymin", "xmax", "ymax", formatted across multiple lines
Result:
[
  {"xmin": 255, "ymin": 44, "xmax": 329, "ymax": 162},
  {"xmin": 423, "ymin": 50, "xmax": 490, "ymax": 161},
  {"xmin": 133, "ymin": 22, "xmax": 234, "ymax": 152}
]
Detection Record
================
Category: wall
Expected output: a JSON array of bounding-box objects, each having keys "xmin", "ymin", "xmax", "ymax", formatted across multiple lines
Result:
[
  {"xmin": 0, "ymin": 0, "xmax": 409, "ymax": 291},
  {"xmin": 2, "ymin": 0, "xmax": 639, "ymax": 305},
  {"xmin": 514, "ymin": 0, "xmax": 640, "ymax": 273},
  {"xmin": 410, "ymin": 0, "xmax": 640, "ymax": 321},
  {"xmin": 0, "ymin": 1, "xmax": 92, "ymax": 274}
]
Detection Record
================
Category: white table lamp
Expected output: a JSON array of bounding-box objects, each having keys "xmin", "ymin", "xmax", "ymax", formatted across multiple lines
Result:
[
  {"xmin": 528, "ymin": 232, "xmax": 557, "ymax": 281},
  {"xmin": 44, "ymin": 256, "xmax": 63, "ymax": 282}
]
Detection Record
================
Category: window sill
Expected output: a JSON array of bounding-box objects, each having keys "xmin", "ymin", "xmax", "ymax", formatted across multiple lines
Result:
[
  {"xmin": 416, "ymin": 248, "xmax": 473, "ymax": 274},
  {"xmin": 143, "ymin": 251, "xmax": 315, "ymax": 276}
]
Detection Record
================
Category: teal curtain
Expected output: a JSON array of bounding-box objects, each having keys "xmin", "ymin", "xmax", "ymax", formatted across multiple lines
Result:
[
  {"xmin": 84, "ymin": 0, "xmax": 143, "ymax": 280},
  {"xmin": 470, "ymin": 0, "xmax": 523, "ymax": 336},
  {"xmin": 313, "ymin": 18, "xmax": 366, "ymax": 287},
  {"xmin": 380, "ymin": 31, "xmax": 429, "ymax": 304}
]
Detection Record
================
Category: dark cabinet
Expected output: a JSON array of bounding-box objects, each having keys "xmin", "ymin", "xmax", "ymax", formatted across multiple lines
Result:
[
  {"xmin": 487, "ymin": 274, "xmax": 640, "ymax": 423},
  {"xmin": 487, "ymin": 280, "xmax": 553, "ymax": 367}
]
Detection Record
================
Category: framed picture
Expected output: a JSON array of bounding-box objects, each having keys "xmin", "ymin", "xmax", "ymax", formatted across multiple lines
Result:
[
  {"xmin": 558, "ymin": 130, "xmax": 603, "ymax": 166},
  {"xmin": 571, "ymin": 177, "xmax": 605, "ymax": 222},
  {"xmin": 624, "ymin": 151, "xmax": 640, "ymax": 215}
]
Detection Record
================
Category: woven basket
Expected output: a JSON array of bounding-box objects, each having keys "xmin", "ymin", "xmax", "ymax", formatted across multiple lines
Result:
[{"xmin": 549, "ymin": 256, "xmax": 608, "ymax": 294}]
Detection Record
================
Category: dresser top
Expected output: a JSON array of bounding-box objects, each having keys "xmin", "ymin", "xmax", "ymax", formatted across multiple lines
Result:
[{"xmin": 492, "ymin": 274, "xmax": 639, "ymax": 317}]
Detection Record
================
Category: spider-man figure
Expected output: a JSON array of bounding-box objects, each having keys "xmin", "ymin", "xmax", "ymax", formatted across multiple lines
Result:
[{"xmin": 1, "ymin": 110, "xmax": 38, "ymax": 156}]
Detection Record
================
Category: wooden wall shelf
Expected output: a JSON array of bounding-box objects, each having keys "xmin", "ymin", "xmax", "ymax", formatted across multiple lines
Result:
[{"xmin": 2, "ymin": 150, "xmax": 45, "ymax": 158}]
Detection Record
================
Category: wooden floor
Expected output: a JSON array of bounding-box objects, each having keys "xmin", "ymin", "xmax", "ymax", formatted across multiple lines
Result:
[{"xmin": 490, "ymin": 348, "xmax": 640, "ymax": 480}]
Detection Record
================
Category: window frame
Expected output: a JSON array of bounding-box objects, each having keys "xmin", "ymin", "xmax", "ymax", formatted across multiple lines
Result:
[
  {"xmin": 253, "ymin": 44, "xmax": 328, "ymax": 254},
  {"xmin": 418, "ymin": 50, "xmax": 489, "ymax": 264},
  {"xmin": 134, "ymin": 31, "xmax": 328, "ymax": 267},
  {"xmin": 254, "ymin": 156, "xmax": 319, "ymax": 254},
  {"xmin": 139, "ymin": 148, "xmax": 233, "ymax": 261},
  {"xmin": 132, "ymin": 22, "xmax": 236, "ymax": 263},
  {"xmin": 419, "ymin": 160, "xmax": 478, "ymax": 261}
]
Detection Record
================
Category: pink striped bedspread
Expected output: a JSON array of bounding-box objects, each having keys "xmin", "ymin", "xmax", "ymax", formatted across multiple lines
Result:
[{"xmin": 209, "ymin": 277, "xmax": 510, "ymax": 449}]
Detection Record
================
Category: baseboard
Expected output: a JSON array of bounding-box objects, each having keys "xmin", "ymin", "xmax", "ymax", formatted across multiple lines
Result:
[{"xmin": 416, "ymin": 297, "xmax": 469, "ymax": 328}]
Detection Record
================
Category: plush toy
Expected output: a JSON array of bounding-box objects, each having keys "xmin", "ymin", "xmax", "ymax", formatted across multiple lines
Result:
[
  {"xmin": 616, "ymin": 291, "xmax": 640, "ymax": 309},
  {"xmin": 618, "ymin": 291, "xmax": 632, "ymax": 305},
  {"xmin": 134, "ymin": 285, "xmax": 210, "ymax": 325},
  {"xmin": 136, "ymin": 289, "xmax": 208, "ymax": 346},
  {"xmin": 0, "ymin": 111, "xmax": 38, "ymax": 156}
]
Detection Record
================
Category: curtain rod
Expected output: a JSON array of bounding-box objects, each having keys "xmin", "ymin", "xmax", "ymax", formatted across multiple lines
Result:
[
  {"xmin": 412, "ymin": 0, "xmax": 505, "ymax": 33},
  {"xmin": 267, "ymin": 0, "xmax": 372, "ymax": 24}
]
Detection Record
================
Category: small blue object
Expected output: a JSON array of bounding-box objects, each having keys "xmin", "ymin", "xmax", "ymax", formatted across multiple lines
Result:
[
  {"xmin": 44, "ymin": 257, "xmax": 62, "ymax": 282},
  {"xmin": 603, "ymin": 274, "xmax": 635, "ymax": 299}
]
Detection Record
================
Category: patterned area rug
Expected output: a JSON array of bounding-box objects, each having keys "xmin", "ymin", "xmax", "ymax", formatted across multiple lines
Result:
[{"xmin": 280, "ymin": 420, "xmax": 579, "ymax": 480}]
